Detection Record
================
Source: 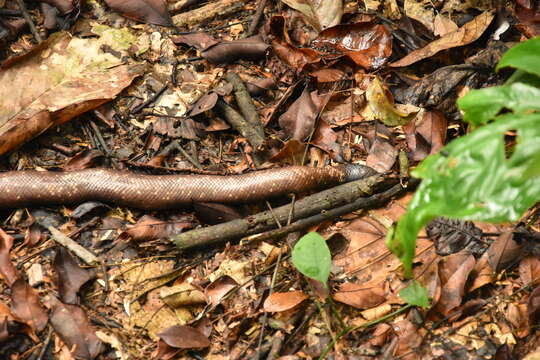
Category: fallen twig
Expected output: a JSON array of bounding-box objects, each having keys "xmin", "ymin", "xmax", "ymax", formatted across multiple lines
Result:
[
  {"xmin": 48, "ymin": 226, "xmax": 99, "ymax": 265},
  {"xmin": 215, "ymin": 97, "xmax": 266, "ymax": 151},
  {"xmin": 246, "ymin": 0, "xmax": 267, "ymax": 37},
  {"xmin": 244, "ymin": 181, "xmax": 407, "ymax": 244},
  {"xmin": 14, "ymin": 0, "xmax": 41, "ymax": 43},
  {"xmin": 225, "ymin": 72, "xmax": 265, "ymax": 138},
  {"xmin": 172, "ymin": 174, "xmax": 383, "ymax": 249}
]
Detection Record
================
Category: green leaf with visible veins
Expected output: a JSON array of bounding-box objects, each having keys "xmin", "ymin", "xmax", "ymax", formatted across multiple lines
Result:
[
  {"xmin": 399, "ymin": 281, "xmax": 430, "ymax": 309},
  {"xmin": 292, "ymin": 232, "xmax": 332, "ymax": 288},
  {"xmin": 457, "ymin": 83, "xmax": 540, "ymax": 125},
  {"xmin": 387, "ymin": 113, "xmax": 540, "ymax": 277},
  {"xmin": 497, "ymin": 37, "xmax": 540, "ymax": 77}
]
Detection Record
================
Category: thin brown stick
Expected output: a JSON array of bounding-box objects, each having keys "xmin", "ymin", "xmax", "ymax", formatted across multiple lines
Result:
[
  {"xmin": 246, "ymin": 0, "xmax": 267, "ymax": 37},
  {"xmin": 15, "ymin": 0, "xmax": 42, "ymax": 43}
]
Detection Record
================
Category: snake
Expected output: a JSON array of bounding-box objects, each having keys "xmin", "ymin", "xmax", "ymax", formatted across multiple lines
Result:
[{"xmin": 0, "ymin": 164, "xmax": 376, "ymax": 210}]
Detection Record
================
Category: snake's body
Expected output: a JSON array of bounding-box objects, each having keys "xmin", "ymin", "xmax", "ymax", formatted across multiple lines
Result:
[{"xmin": 0, "ymin": 164, "xmax": 375, "ymax": 209}]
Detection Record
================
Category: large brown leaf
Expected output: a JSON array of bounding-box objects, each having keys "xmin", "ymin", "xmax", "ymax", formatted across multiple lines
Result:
[
  {"xmin": 278, "ymin": 88, "xmax": 326, "ymax": 140},
  {"xmin": 54, "ymin": 248, "xmax": 95, "ymax": 304},
  {"xmin": 313, "ymin": 23, "xmax": 392, "ymax": 69},
  {"xmin": 333, "ymin": 282, "xmax": 386, "ymax": 309},
  {"xmin": 104, "ymin": 0, "xmax": 173, "ymax": 26},
  {"xmin": 157, "ymin": 325, "xmax": 210, "ymax": 349},
  {"xmin": 390, "ymin": 11, "xmax": 494, "ymax": 67},
  {"xmin": 263, "ymin": 291, "xmax": 308, "ymax": 312},
  {"xmin": 50, "ymin": 298, "xmax": 103, "ymax": 360},
  {"xmin": 0, "ymin": 28, "xmax": 144, "ymax": 156},
  {"xmin": 10, "ymin": 279, "xmax": 48, "ymax": 332},
  {"xmin": 0, "ymin": 228, "xmax": 19, "ymax": 286}
]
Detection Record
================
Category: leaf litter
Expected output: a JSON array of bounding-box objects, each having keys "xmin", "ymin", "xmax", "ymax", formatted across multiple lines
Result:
[{"xmin": 0, "ymin": 0, "xmax": 538, "ymax": 359}]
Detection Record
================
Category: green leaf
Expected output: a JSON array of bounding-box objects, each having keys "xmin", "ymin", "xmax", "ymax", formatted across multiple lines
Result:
[
  {"xmin": 292, "ymin": 232, "xmax": 332, "ymax": 288},
  {"xmin": 458, "ymin": 83, "xmax": 540, "ymax": 125},
  {"xmin": 387, "ymin": 113, "xmax": 540, "ymax": 277},
  {"xmin": 497, "ymin": 37, "xmax": 540, "ymax": 77},
  {"xmin": 399, "ymin": 281, "xmax": 430, "ymax": 309}
]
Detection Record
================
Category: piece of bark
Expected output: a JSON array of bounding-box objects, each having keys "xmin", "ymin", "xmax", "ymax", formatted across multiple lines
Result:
[{"xmin": 172, "ymin": 175, "xmax": 382, "ymax": 249}]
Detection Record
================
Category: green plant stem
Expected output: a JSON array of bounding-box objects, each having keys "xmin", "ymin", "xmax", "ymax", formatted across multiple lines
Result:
[{"xmin": 318, "ymin": 304, "xmax": 413, "ymax": 360}]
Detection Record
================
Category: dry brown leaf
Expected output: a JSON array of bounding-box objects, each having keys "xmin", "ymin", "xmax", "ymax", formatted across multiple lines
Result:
[
  {"xmin": 263, "ymin": 291, "xmax": 308, "ymax": 312},
  {"xmin": 64, "ymin": 150, "xmax": 105, "ymax": 171},
  {"xmin": 313, "ymin": 23, "xmax": 392, "ymax": 69},
  {"xmin": 160, "ymin": 283, "xmax": 206, "ymax": 308},
  {"xmin": 520, "ymin": 257, "xmax": 540, "ymax": 288},
  {"xmin": 366, "ymin": 125, "xmax": 397, "ymax": 172},
  {"xmin": 281, "ymin": 0, "xmax": 343, "ymax": 31},
  {"xmin": 205, "ymin": 276, "xmax": 238, "ymax": 306},
  {"xmin": 125, "ymin": 215, "xmax": 190, "ymax": 242},
  {"xmin": 528, "ymin": 285, "xmax": 540, "ymax": 326},
  {"xmin": 0, "ymin": 29, "xmax": 144, "ymax": 156},
  {"xmin": 333, "ymin": 282, "xmax": 386, "ymax": 309},
  {"xmin": 434, "ymin": 14, "xmax": 459, "ymax": 37},
  {"xmin": 487, "ymin": 232, "xmax": 522, "ymax": 273},
  {"xmin": 0, "ymin": 228, "xmax": 19, "ymax": 286},
  {"xmin": 104, "ymin": 0, "xmax": 173, "ymax": 26},
  {"xmin": 435, "ymin": 252, "xmax": 475, "ymax": 316},
  {"xmin": 11, "ymin": 279, "xmax": 48, "ymax": 333},
  {"xmin": 390, "ymin": 11, "xmax": 495, "ymax": 67},
  {"xmin": 403, "ymin": 110, "xmax": 448, "ymax": 161},
  {"xmin": 469, "ymin": 250, "xmax": 494, "ymax": 292},
  {"xmin": 269, "ymin": 139, "xmax": 307, "ymax": 166},
  {"xmin": 153, "ymin": 325, "xmax": 210, "ymax": 359},
  {"xmin": 278, "ymin": 88, "xmax": 326, "ymax": 140},
  {"xmin": 393, "ymin": 319, "xmax": 423, "ymax": 359},
  {"xmin": 54, "ymin": 248, "xmax": 95, "ymax": 304},
  {"xmin": 172, "ymin": 32, "xmax": 219, "ymax": 51},
  {"xmin": 404, "ymin": 0, "xmax": 435, "ymax": 33},
  {"xmin": 312, "ymin": 119, "xmax": 343, "ymax": 162},
  {"xmin": 49, "ymin": 297, "xmax": 103, "ymax": 359}
]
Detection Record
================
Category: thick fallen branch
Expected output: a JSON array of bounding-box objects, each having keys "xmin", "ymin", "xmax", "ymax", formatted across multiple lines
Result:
[
  {"xmin": 243, "ymin": 181, "xmax": 407, "ymax": 243},
  {"xmin": 172, "ymin": 175, "xmax": 383, "ymax": 249},
  {"xmin": 172, "ymin": 0, "xmax": 247, "ymax": 27}
]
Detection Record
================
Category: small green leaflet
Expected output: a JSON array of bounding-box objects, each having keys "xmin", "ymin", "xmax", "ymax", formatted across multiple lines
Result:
[
  {"xmin": 292, "ymin": 232, "xmax": 332, "ymax": 288},
  {"xmin": 387, "ymin": 113, "xmax": 540, "ymax": 277},
  {"xmin": 457, "ymin": 83, "xmax": 540, "ymax": 125},
  {"xmin": 399, "ymin": 281, "xmax": 430, "ymax": 309}
]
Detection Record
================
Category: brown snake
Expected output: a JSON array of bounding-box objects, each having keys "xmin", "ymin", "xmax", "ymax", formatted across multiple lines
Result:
[{"xmin": 0, "ymin": 164, "xmax": 376, "ymax": 210}]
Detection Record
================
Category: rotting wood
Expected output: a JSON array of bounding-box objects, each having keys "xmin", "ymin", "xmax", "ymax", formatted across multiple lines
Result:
[
  {"xmin": 172, "ymin": 0, "xmax": 247, "ymax": 28},
  {"xmin": 172, "ymin": 174, "xmax": 383, "ymax": 249}
]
